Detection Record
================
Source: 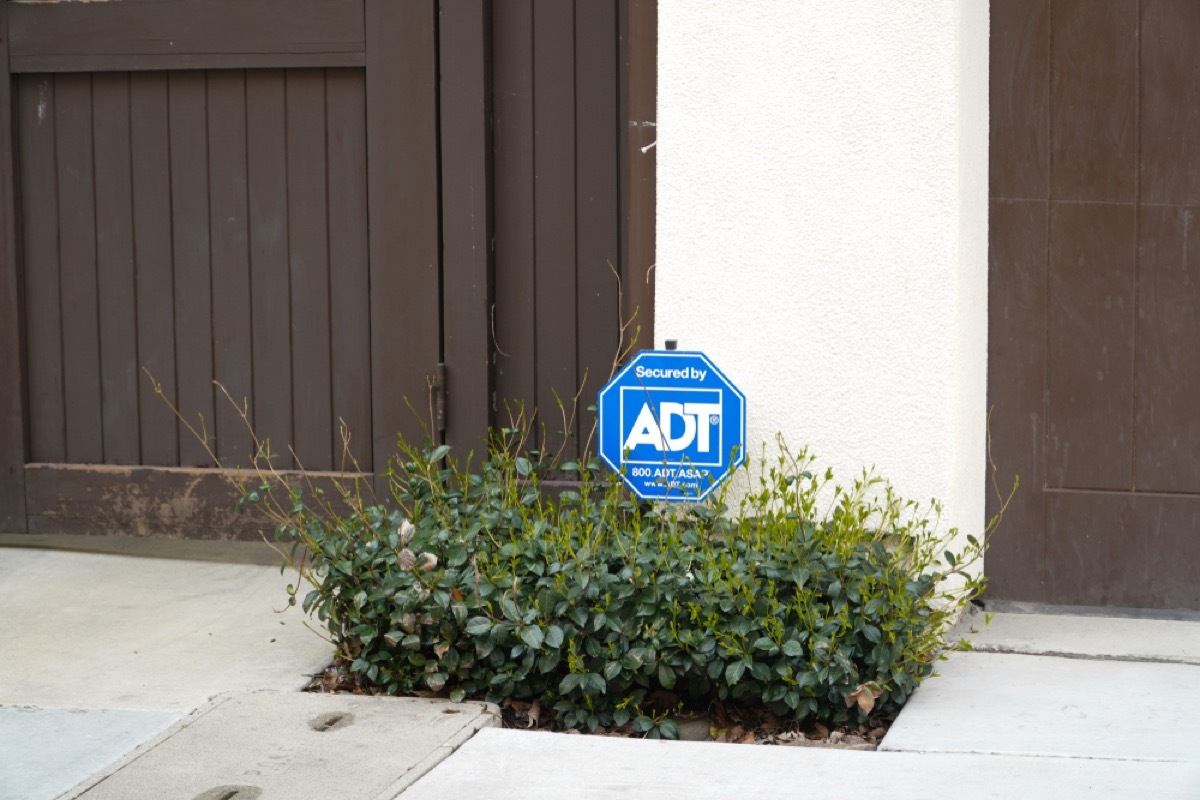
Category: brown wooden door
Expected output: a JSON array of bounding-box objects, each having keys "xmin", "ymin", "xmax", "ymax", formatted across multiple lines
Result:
[
  {"xmin": 0, "ymin": 0, "xmax": 441, "ymax": 537},
  {"xmin": 440, "ymin": 0, "xmax": 657, "ymax": 471},
  {"xmin": 989, "ymin": 0, "xmax": 1200, "ymax": 611},
  {"xmin": 0, "ymin": 0, "xmax": 656, "ymax": 539}
]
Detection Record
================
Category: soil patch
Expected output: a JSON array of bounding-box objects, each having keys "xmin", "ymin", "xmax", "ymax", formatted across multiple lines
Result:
[{"xmin": 305, "ymin": 660, "xmax": 894, "ymax": 749}]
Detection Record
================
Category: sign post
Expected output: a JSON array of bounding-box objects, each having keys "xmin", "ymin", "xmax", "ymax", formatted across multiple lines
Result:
[{"xmin": 597, "ymin": 350, "xmax": 746, "ymax": 502}]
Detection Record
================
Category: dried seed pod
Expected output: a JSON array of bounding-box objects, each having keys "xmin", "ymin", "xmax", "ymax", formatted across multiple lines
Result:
[{"xmin": 398, "ymin": 548, "xmax": 416, "ymax": 572}]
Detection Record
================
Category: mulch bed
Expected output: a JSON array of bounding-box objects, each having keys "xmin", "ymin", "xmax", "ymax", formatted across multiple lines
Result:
[{"xmin": 306, "ymin": 659, "xmax": 894, "ymax": 748}]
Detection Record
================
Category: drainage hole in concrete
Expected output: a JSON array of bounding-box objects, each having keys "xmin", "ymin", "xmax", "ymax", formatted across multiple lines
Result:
[
  {"xmin": 442, "ymin": 708, "xmax": 461, "ymax": 714},
  {"xmin": 309, "ymin": 712, "xmax": 354, "ymax": 732}
]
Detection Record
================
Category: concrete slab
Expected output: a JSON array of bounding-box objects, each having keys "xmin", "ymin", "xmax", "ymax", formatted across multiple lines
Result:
[
  {"xmin": 880, "ymin": 651, "xmax": 1200, "ymax": 762},
  {"xmin": 0, "ymin": 548, "xmax": 332, "ymax": 711},
  {"xmin": 68, "ymin": 692, "xmax": 499, "ymax": 800},
  {"xmin": 955, "ymin": 611, "xmax": 1200, "ymax": 664},
  {"xmin": 399, "ymin": 727, "xmax": 1200, "ymax": 800},
  {"xmin": 0, "ymin": 707, "xmax": 178, "ymax": 800}
]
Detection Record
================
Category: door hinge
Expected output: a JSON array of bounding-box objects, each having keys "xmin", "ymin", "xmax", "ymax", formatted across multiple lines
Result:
[{"xmin": 434, "ymin": 363, "xmax": 447, "ymax": 434}]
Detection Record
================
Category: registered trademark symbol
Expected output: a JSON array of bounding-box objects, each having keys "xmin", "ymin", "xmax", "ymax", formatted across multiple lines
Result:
[{"xmin": 709, "ymin": 415, "xmax": 720, "ymax": 425}]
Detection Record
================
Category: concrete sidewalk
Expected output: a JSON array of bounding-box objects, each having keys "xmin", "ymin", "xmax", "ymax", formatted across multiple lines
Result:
[
  {"xmin": 404, "ymin": 609, "xmax": 1200, "ymax": 798},
  {"xmin": 402, "ymin": 727, "xmax": 1200, "ymax": 800},
  {"xmin": 3, "ymin": 543, "xmax": 1199, "ymax": 798},
  {"xmin": 0, "ymin": 546, "xmax": 330, "ymax": 712},
  {"xmin": 66, "ymin": 692, "xmax": 498, "ymax": 800},
  {"xmin": 0, "ymin": 545, "xmax": 497, "ymax": 800}
]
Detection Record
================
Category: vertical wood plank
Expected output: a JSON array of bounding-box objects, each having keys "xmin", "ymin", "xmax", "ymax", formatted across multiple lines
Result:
[
  {"xmin": 246, "ymin": 70, "xmax": 293, "ymax": 469},
  {"xmin": 1046, "ymin": 202, "xmax": 1136, "ymax": 490},
  {"xmin": 325, "ymin": 69, "xmax": 373, "ymax": 470},
  {"xmin": 168, "ymin": 71, "xmax": 215, "ymax": 467},
  {"xmin": 92, "ymin": 73, "xmax": 140, "ymax": 466},
  {"xmin": 130, "ymin": 71, "xmax": 179, "ymax": 466},
  {"xmin": 990, "ymin": 0, "xmax": 1049, "ymax": 200},
  {"xmin": 440, "ymin": 0, "xmax": 494, "ymax": 459},
  {"xmin": 533, "ymin": 0, "xmax": 578, "ymax": 459},
  {"xmin": 1133, "ymin": 206, "xmax": 1200, "ymax": 493},
  {"xmin": 986, "ymin": 199, "xmax": 1049, "ymax": 603},
  {"xmin": 0, "ymin": 5, "xmax": 27, "ymax": 528},
  {"xmin": 619, "ymin": 0, "xmax": 656, "ymax": 350},
  {"xmin": 575, "ymin": 0, "xmax": 620, "ymax": 455},
  {"xmin": 492, "ymin": 0, "xmax": 537, "ymax": 426},
  {"xmin": 207, "ymin": 70, "xmax": 254, "ymax": 467},
  {"xmin": 365, "ymin": 0, "xmax": 441, "ymax": 470},
  {"xmin": 286, "ymin": 69, "xmax": 333, "ymax": 472},
  {"xmin": 17, "ymin": 76, "xmax": 66, "ymax": 464},
  {"xmin": 1139, "ymin": 0, "xmax": 1200, "ymax": 205},
  {"xmin": 54, "ymin": 74, "xmax": 103, "ymax": 464},
  {"xmin": 1051, "ymin": 0, "xmax": 1137, "ymax": 202}
]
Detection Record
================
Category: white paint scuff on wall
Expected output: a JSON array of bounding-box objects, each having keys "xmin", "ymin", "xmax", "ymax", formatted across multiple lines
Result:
[{"xmin": 656, "ymin": 2, "xmax": 990, "ymax": 555}]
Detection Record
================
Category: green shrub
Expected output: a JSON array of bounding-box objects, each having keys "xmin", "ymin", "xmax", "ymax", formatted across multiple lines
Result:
[{"xmin": 256, "ymin": 425, "xmax": 1000, "ymax": 738}]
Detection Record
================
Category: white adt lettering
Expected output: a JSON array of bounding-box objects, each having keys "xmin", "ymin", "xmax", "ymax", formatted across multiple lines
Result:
[
  {"xmin": 683, "ymin": 402, "xmax": 720, "ymax": 452},
  {"xmin": 623, "ymin": 403, "xmax": 666, "ymax": 450},
  {"xmin": 623, "ymin": 402, "xmax": 721, "ymax": 453}
]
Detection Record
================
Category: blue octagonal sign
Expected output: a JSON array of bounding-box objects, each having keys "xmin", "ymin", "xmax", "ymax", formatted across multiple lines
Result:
[{"xmin": 597, "ymin": 350, "xmax": 746, "ymax": 502}]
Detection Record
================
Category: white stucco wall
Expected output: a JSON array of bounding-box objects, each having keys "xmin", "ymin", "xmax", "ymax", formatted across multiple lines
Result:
[{"xmin": 656, "ymin": 2, "xmax": 990, "ymax": 548}]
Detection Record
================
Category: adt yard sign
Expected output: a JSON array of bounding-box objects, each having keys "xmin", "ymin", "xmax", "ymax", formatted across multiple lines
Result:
[{"xmin": 598, "ymin": 350, "xmax": 745, "ymax": 502}]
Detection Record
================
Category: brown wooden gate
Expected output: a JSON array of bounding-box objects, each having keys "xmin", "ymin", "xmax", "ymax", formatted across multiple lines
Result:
[
  {"xmin": 989, "ymin": 0, "xmax": 1200, "ymax": 611},
  {"xmin": 0, "ymin": 0, "xmax": 657, "ymax": 539}
]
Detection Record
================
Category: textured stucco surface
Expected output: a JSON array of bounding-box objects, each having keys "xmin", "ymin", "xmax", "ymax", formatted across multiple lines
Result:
[{"xmin": 656, "ymin": 2, "xmax": 990, "ymax": 548}]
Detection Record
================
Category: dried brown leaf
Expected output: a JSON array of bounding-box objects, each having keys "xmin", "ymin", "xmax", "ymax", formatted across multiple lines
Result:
[
  {"xmin": 398, "ymin": 548, "xmax": 416, "ymax": 572},
  {"xmin": 528, "ymin": 699, "xmax": 541, "ymax": 728}
]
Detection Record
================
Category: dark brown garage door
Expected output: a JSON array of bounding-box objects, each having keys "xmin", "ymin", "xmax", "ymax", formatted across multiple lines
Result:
[{"xmin": 989, "ymin": 0, "xmax": 1200, "ymax": 611}]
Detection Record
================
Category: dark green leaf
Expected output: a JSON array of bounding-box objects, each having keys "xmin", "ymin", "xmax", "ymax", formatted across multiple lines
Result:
[
  {"xmin": 544, "ymin": 624, "xmax": 565, "ymax": 649},
  {"xmin": 520, "ymin": 625, "xmax": 545, "ymax": 650},
  {"xmin": 753, "ymin": 636, "xmax": 777, "ymax": 652},
  {"xmin": 499, "ymin": 597, "xmax": 521, "ymax": 622},
  {"xmin": 657, "ymin": 662, "xmax": 676, "ymax": 690}
]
